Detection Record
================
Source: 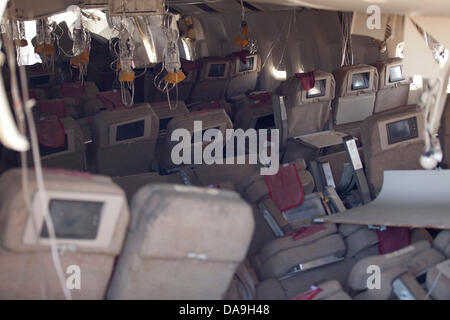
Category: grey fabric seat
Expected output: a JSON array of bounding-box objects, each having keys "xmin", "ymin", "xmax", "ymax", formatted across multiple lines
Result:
[
  {"xmin": 226, "ymin": 53, "xmax": 261, "ymax": 98},
  {"xmin": 91, "ymin": 104, "xmax": 159, "ymax": 176},
  {"xmin": 347, "ymin": 241, "xmax": 445, "ymax": 300},
  {"xmin": 107, "ymin": 183, "xmax": 254, "ymax": 299},
  {"xmin": 189, "ymin": 57, "xmax": 232, "ymax": 103},
  {"xmin": 158, "ymin": 109, "xmax": 233, "ymax": 171},
  {"xmin": 0, "ymin": 169, "xmax": 129, "ymax": 299},
  {"xmin": 360, "ymin": 104, "xmax": 425, "ymax": 195},
  {"xmin": 28, "ymin": 116, "xmax": 86, "ymax": 171},
  {"xmin": 252, "ymin": 223, "xmax": 346, "ymax": 280},
  {"xmin": 372, "ymin": 58, "xmax": 411, "ymax": 114},
  {"xmin": 332, "ymin": 64, "xmax": 378, "ymax": 125}
]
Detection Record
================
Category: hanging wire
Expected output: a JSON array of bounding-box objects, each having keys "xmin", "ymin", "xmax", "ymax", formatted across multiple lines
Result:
[
  {"xmin": 341, "ymin": 12, "xmax": 354, "ymax": 67},
  {"xmin": 277, "ymin": 8, "xmax": 295, "ymax": 71},
  {"xmin": 261, "ymin": 9, "xmax": 295, "ymax": 71},
  {"xmin": 153, "ymin": 11, "xmax": 182, "ymax": 110},
  {"xmin": 1, "ymin": 22, "xmax": 70, "ymax": 299}
]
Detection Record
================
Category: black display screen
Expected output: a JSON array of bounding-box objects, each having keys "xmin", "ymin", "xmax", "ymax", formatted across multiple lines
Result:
[
  {"xmin": 306, "ymin": 79, "xmax": 326, "ymax": 98},
  {"xmin": 116, "ymin": 120, "xmax": 145, "ymax": 141},
  {"xmin": 40, "ymin": 199, "xmax": 103, "ymax": 240},
  {"xmin": 208, "ymin": 64, "xmax": 226, "ymax": 77},
  {"xmin": 39, "ymin": 134, "xmax": 68, "ymax": 157},
  {"xmin": 239, "ymin": 57, "xmax": 255, "ymax": 72},
  {"xmin": 255, "ymin": 114, "xmax": 275, "ymax": 130},
  {"xmin": 389, "ymin": 65, "xmax": 405, "ymax": 83},
  {"xmin": 30, "ymin": 75, "xmax": 50, "ymax": 86},
  {"xmin": 387, "ymin": 117, "xmax": 418, "ymax": 145},
  {"xmin": 159, "ymin": 117, "xmax": 173, "ymax": 132},
  {"xmin": 352, "ymin": 72, "xmax": 370, "ymax": 90}
]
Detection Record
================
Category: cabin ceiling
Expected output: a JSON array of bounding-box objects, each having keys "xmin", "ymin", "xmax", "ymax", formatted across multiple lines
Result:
[
  {"xmin": 251, "ymin": 0, "xmax": 450, "ymax": 16},
  {"xmin": 8, "ymin": 0, "xmax": 450, "ymax": 19}
]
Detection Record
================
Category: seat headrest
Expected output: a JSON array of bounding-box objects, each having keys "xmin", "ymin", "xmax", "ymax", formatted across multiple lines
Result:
[
  {"xmin": 361, "ymin": 104, "xmax": 424, "ymax": 156},
  {"xmin": 433, "ymin": 230, "xmax": 450, "ymax": 258},
  {"xmin": 0, "ymin": 169, "xmax": 129, "ymax": 255},
  {"xmin": 372, "ymin": 58, "xmax": 410, "ymax": 89},
  {"xmin": 150, "ymin": 101, "xmax": 189, "ymax": 119},
  {"xmin": 130, "ymin": 183, "xmax": 254, "ymax": 262},
  {"xmin": 166, "ymin": 108, "xmax": 233, "ymax": 134},
  {"xmin": 197, "ymin": 57, "xmax": 233, "ymax": 81},
  {"xmin": 279, "ymin": 71, "xmax": 335, "ymax": 105},
  {"xmin": 333, "ymin": 64, "xmax": 378, "ymax": 97},
  {"xmin": 38, "ymin": 99, "xmax": 67, "ymax": 118},
  {"xmin": 92, "ymin": 104, "xmax": 159, "ymax": 148},
  {"xmin": 96, "ymin": 91, "xmax": 127, "ymax": 110},
  {"xmin": 36, "ymin": 116, "xmax": 66, "ymax": 148},
  {"xmin": 348, "ymin": 241, "xmax": 445, "ymax": 291},
  {"xmin": 228, "ymin": 52, "xmax": 261, "ymax": 76}
]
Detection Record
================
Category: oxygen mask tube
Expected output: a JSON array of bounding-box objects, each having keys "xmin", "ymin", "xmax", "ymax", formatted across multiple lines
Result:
[
  {"xmin": 118, "ymin": 18, "xmax": 135, "ymax": 107},
  {"xmin": 235, "ymin": 0, "xmax": 258, "ymax": 54},
  {"xmin": 34, "ymin": 18, "xmax": 55, "ymax": 70},
  {"xmin": 154, "ymin": 13, "xmax": 185, "ymax": 110},
  {"xmin": 68, "ymin": 5, "xmax": 91, "ymax": 83},
  {"xmin": 13, "ymin": 19, "xmax": 27, "ymax": 48}
]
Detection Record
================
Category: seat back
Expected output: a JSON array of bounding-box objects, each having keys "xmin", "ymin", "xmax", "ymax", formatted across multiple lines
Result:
[
  {"xmin": 26, "ymin": 63, "xmax": 58, "ymax": 89},
  {"xmin": 426, "ymin": 259, "xmax": 450, "ymax": 300},
  {"xmin": 80, "ymin": 90, "xmax": 131, "ymax": 117},
  {"xmin": 226, "ymin": 52, "xmax": 261, "ymax": 98},
  {"xmin": 348, "ymin": 241, "xmax": 445, "ymax": 299},
  {"xmin": 332, "ymin": 64, "xmax": 378, "ymax": 125},
  {"xmin": 372, "ymin": 58, "xmax": 411, "ymax": 113},
  {"xmin": 151, "ymin": 101, "xmax": 190, "ymax": 138},
  {"xmin": 107, "ymin": 183, "xmax": 254, "ymax": 299},
  {"xmin": 37, "ymin": 99, "xmax": 77, "ymax": 119},
  {"xmin": 0, "ymin": 168, "xmax": 129, "ymax": 299},
  {"xmin": 30, "ymin": 116, "xmax": 86, "ymax": 171},
  {"xmin": 252, "ymin": 223, "xmax": 346, "ymax": 280},
  {"xmin": 159, "ymin": 109, "xmax": 233, "ymax": 171},
  {"xmin": 234, "ymin": 92, "xmax": 275, "ymax": 131},
  {"xmin": 276, "ymin": 71, "xmax": 335, "ymax": 139},
  {"xmin": 361, "ymin": 105, "xmax": 425, "ymax": 194},
  {"xmin": 189, "ymin": 57, "xmax": 232, "ymax": 103},
  {"xmin": 148, "ymin": 101, "xmax": 189, "ymax": 170},
  {"xmin": 91, "ymin": 104, "xmax": 159, "ymax": 176},
  {"xmin": 52, "ymin": 82, "xmax": 99, "ymax": 118}
]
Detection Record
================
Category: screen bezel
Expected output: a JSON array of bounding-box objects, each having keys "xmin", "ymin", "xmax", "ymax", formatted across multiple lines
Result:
[
  {"xmin": 378, "ymin": 112, "xmax": 423, "ymax": 151},
  {"xmin": 351, "ymin": 72, "xmax": 371, "ymax": 91},
  {"xmin": 23, "ymin": 189, "xmax": 124, "ymax": 248},
  {"xmin": 205, "ymin": 61, "xmax": 230, "ymax": 80},
  {"xmin": 108, "ymin": 117, "xmax": 152, "ymax": 146},
  {"xmin": 306, "ymin": 79, "xmax": 327, "ymax": 99},
  {"xmin": 386, "ymin": 117, "xmax": 418, "ymax": 145},
  {"xmin": 301, "ymin": 76, "xmax": 331, "ymax": 102},
  {"xmin": 235, "ymin": 55, "xmax": 258, "ymax": 74},
  {"xmin": 346, "ymin": 69, "xmax": 374, "ymax": 94},
  {"xmin": 40, "ymin": 129, "xmax": 75, "ymax": 160},
  {"xmin": 386, "ymin": 63, "xmax": 406, "ymax": 85}
]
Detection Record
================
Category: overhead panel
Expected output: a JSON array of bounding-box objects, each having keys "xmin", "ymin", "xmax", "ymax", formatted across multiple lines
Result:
[
  {"xmin": 321, "ymin": 170, "xmax": 450, "ymax": 230},
  {"xmin": 10, "ymin": 0, "xmax": 79, "ymax": 19},
  {"xmin": 108, "ymin": 0, "xmax": 164, "ymax": 16},
  {"xmin": 82, "ymin": 0, "xmax": 109, "ymax": 9},
  {"xmin": 250, "ymin": 0, "xmax": 450, "ymax": 16}
]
